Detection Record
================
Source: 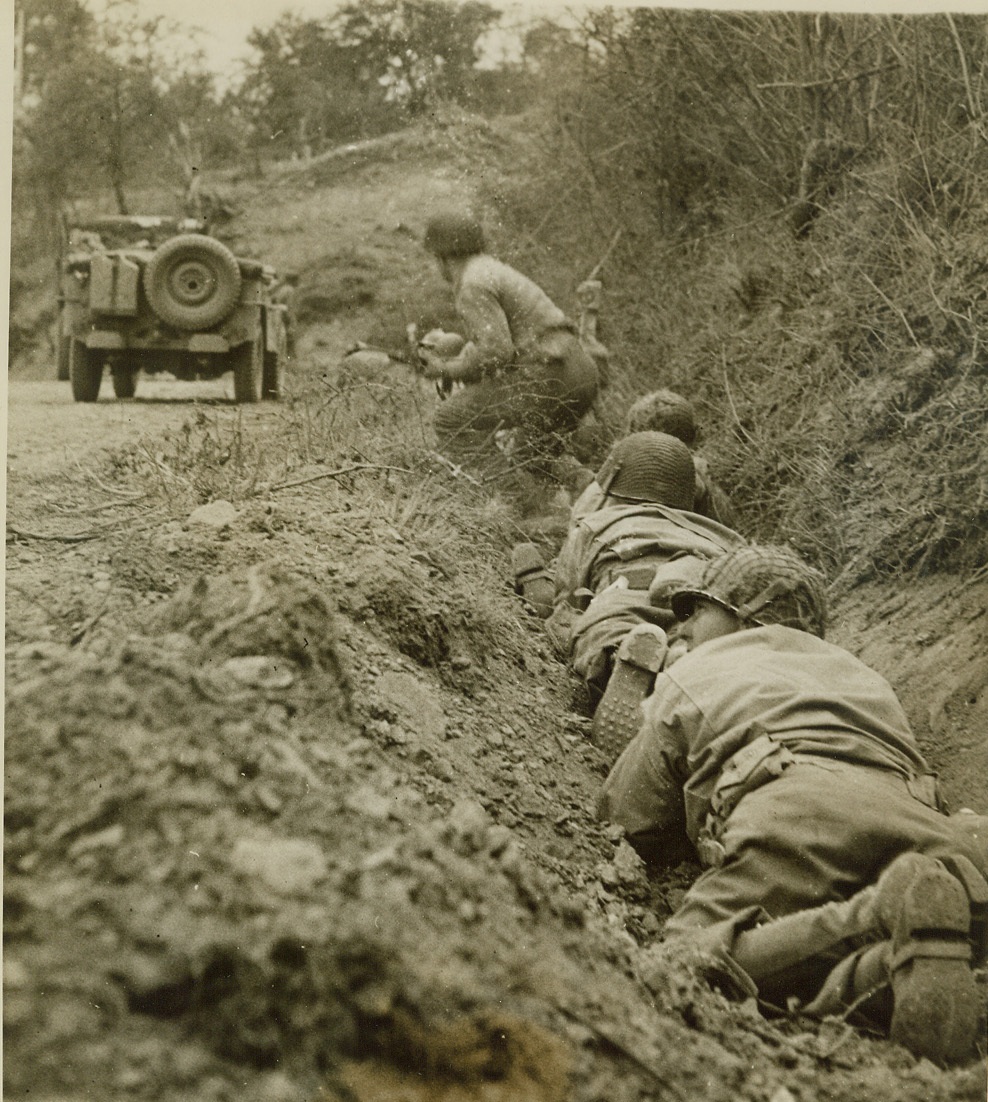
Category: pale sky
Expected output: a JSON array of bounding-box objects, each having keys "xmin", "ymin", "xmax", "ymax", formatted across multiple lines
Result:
[
  {"xmin": 83, "ymin": 0, "xmax": 602, "ymax": 80},
  {"xmin": 82, "ymin": 0, "xmax": 988, "ymax": 85}
]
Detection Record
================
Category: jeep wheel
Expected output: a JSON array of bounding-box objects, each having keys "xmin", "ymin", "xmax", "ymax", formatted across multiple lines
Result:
[
  {"xmin": 262, "ymin": 349, "xmax": 284, "ymax": 400},
  {"xmin": 69, "ymin": 339, "xmax": 103, "ymax": 402},
  {"xmin": 112, "ymin": 364, "xmax": 138, "ymax": 399},
  {"xmin": 57, "ymin": 334, "xmax": 71, "ymax": 382},
  {"xmin": 232, "ymin": 336, "xmax": 263, "ymax": 403},
  {"xmin": 143, "ymin": 234, "xmax": 242, "ymax": 331}
]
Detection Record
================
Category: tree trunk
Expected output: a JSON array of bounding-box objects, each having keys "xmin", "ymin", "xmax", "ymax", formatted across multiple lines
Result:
[{"xmin": 112, "ymin": 173, "xmax": 129, "ymax": 215}]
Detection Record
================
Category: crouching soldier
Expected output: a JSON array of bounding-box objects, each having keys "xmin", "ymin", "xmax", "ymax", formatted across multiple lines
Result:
[
  {"xmin": 598, "ymin": 544, "xmax": 988, "ymax": 1067},
  {"xmin": 418, "ymin": 211, "xmax": 599, "ymax": 472}
]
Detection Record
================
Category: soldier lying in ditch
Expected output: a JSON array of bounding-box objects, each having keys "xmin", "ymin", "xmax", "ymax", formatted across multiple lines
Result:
[
  {"xmin": 569, "ymin": 389, "xmax": 736, "ymax": 530},
  {"xmin": 597, "ymin": 543, "xmax": 988, "ymax": 1068},
  {"xmin": 513, "ymin": 431, "xmax": 746, "ymax": 758}
]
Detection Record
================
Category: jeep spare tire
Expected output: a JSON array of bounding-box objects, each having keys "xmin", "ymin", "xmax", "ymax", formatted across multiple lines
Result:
[{"xmin": 143, "ymin": 234, "xmax": 242, "ymax": 330}]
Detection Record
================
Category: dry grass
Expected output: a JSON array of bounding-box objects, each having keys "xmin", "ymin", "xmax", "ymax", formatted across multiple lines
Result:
[{"xmin": 497, "ymin": 110, "xmax": 988, "ymax": 583}]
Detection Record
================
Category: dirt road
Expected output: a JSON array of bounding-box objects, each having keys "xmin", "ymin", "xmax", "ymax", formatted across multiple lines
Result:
[
  {"xmin": 7, "ymin": 377, "xmax": 271, "ymax": 485},
  {"xmin": 5, "ymin": 374, "xmax": 292, "ymax": 651}
]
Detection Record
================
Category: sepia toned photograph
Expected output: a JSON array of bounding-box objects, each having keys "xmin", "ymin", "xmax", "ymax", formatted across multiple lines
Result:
[{"xmin": 5, "ymin": 0, "xmax": 988, "ymax": 1098}]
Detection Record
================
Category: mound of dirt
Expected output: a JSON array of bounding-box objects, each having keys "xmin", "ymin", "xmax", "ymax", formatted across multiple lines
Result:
[{"xmin": 7, "ymin": 502, "xmax": 985, "ymax": 1100}]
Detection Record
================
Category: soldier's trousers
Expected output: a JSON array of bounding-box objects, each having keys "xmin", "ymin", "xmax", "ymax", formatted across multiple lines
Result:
[{"xmin": 664, "ymin": 761, "xmax": 988, "ymax": 1014}]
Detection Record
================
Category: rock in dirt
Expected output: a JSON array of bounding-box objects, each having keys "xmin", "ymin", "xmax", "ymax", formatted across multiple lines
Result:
[
  {"xmin": 345, "ymin": 785, "xmax": 397, "ymax": 820},
  {"xmin": 245, "ymin": 1071, "xmax": 308, "ymax": 1102},
  {"xmin": 597, "ymin": 842, "xmax": 649, "ymax": 896},
  {"xmin": 187, "ymin": 500, "xmax": 238, "ymax": 530},
  {"xmin": 8, "ymin": 641, "xmax": 73, "ymax": 664},
  {"xmin": 374, "ymin": 670, "xmax": 448, "ymax": 739},
  {"xmin": 612, "ymin": 840, "xmax": 647, "ymax": 887},
  {"xmin": 67, "ymin": 823, "xmax": 125, "ymax": 858},
  {"xmin": 112, "ymin": 950, "xmax": 196, "ymax": 1016},
  {"xmin": 217, "ymin": 656, "xmax": 298, "ymax": 691},
  {"xmin": 230, "ymin": 835, "xmax": 328, "ymax": 894},
  {"xmin": 445, "ymin": 798, "xmax": 491, "ymax": 856},
  {"xmin": 157, "ymin": 565, "xmax": 351, "ymax": 690}
]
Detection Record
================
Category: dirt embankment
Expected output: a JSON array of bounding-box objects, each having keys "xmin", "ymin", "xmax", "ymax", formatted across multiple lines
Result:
[{"xmin": 5, "ymin": 132, "xmax": 987, "ymax": 1102}]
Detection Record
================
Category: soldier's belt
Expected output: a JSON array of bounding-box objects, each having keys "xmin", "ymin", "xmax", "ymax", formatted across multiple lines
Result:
[{"xmin": 695, "ymin": 740, "xmax": 934, "ymax": 868}]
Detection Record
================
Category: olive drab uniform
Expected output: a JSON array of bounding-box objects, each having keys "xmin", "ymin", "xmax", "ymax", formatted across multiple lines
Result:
[
  {"xmin": 549, "ymin": 502, "xmax": 745, "ymax": 686},
  {"xmin": 433, "ymin": 254, "xmax": 599, "ymax": 462},
  {"xmin": 598, "ymin": 626, "xmax": 988, "ymax": 1051}
]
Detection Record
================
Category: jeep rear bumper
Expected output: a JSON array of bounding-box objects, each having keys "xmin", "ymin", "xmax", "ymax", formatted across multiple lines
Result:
[{"xmin": 83, "ymin": 331, "xmax": 231, "ymax": 353}]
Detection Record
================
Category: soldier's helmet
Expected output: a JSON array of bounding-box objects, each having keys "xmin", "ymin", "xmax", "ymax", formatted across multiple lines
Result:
[
  {"xmin": 670, "ymin": 544, "xmax": 828, "ymax": 637},
  {"xmin": 423, "ymin": 213, "xmax": 486, "ymax": 259},
  {"xmin": 596, "ymin": 431, "xmax": 695, "ymax": 510},
  {"xmin": 626, "ymin": 389, "xmax": 697, "ymax": 446}
]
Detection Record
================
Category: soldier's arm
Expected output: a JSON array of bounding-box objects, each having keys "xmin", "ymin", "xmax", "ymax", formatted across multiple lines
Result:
[
  {"xmin": 449, "ymin": 283, "xmax": 514, "ymax": 379},
  {"xmin": 419, "ymin": 341, "xmax": 483, "ymax": 382},
  {"xmin": 596, "ymin": 681, "xmax": 692, "ymax": 864}
]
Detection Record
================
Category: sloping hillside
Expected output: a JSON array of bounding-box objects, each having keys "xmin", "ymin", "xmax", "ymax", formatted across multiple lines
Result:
[{"xmin": 5, "ymin": 115, "xmax": 987, "ymax": 1102}]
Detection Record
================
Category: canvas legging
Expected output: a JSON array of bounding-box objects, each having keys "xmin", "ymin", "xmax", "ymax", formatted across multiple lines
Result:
[{"xmin": 663, "ymin": 762, "xmax": 988, "ymax": 1015}]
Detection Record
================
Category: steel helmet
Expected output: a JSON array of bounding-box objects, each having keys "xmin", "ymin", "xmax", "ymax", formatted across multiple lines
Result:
[
  {"xmin": 626, "ymin": 390, "xmax": 698, "ymax": 446},
  {"xmin": 596, "ymin": 431, "xmax": 696, "ymax": 510},
  {"xmin": 669, "ymin": 544, "xmax": 828, "ymax": 637},
  {"xmin": 423, "ymin": 213, "xmax": 486, "ymax": 259}
]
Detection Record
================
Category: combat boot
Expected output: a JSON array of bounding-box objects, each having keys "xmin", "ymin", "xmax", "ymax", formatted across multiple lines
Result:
[
  {"xmin": 730, "ymin": 851, "xmax": 985, "ymax": 1066},
  {"xmin": 590, "ymin": 623, "xmax": 667, "ymax": 762},
  {"xmin": 882, "ymin": 853, "xmax": 981, "ymax": 1065}
]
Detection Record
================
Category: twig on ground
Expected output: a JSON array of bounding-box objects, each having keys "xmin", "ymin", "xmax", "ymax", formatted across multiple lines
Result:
[
  {"xmin": 73, "ymin": 464, "xmax": 144, "ymax": 497},
  {"xmin": 7, "ymin": 524, "xmax": 108, "ymax": 544},
  {"xmin": 268, "ymin": 463, "xmax": 411, "ymax": 492},
  {"xmin": 556, "ymin": 1007, "xmax": 690, "ymax": 1101},
  {"xmin": 7, "ymin": 510, "xmax": 165, "ymax": 544},
  {"xmin": 816, "ymin": 1021, "xmax": 857, "ymax": 1060},
  {"xmin": 756, "ymin": 63, "xmax": 898, "ymax": 92},
  {"xmin": 70, "ymin": 593, "xmax": 111, "ymax": 646},
  {"xmin": 953, "ymin": 562, "xmax": 988, "ymax": 598},
  {"xmin": 859, "ymin": 271, "xmax": 919, "ymax": 345},
  {"xmin": 586, "ymin": 228, "xmax": 624, "ymax": 282},
  {"xmin": 6, "ymin": 584, "xmax": 62, "ymax": 619},
  {"xmin": 425, "ymin": 451, "xmax": 483, "ymax": 487},
  {"xmin": 49, "ymin": 496, "xmax": 148, "ymax": 516},
  {"xmin": 733, "ymin": 1012, "xmax": 857, "ymax": 1069}
]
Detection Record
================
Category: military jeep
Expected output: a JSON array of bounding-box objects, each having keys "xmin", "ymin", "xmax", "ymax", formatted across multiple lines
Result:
[{"xmin": 56, "ymin": 215, "xmax": 289, "ymax": 403}]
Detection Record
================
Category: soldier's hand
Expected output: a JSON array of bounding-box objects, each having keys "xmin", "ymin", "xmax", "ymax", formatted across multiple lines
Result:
[{"xmin": 418, "ymin": 349, "xmax": 447, "ymax": 379}]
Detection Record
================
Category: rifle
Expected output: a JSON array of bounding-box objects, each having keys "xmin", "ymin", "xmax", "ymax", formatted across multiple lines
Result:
[
  {"xmin": 576, "ymin": 229, "xmax": 620, "ymax": 389},
  {"xmin": 406, "ymin": 322, "xmax": 459, "ymax": 399}
]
